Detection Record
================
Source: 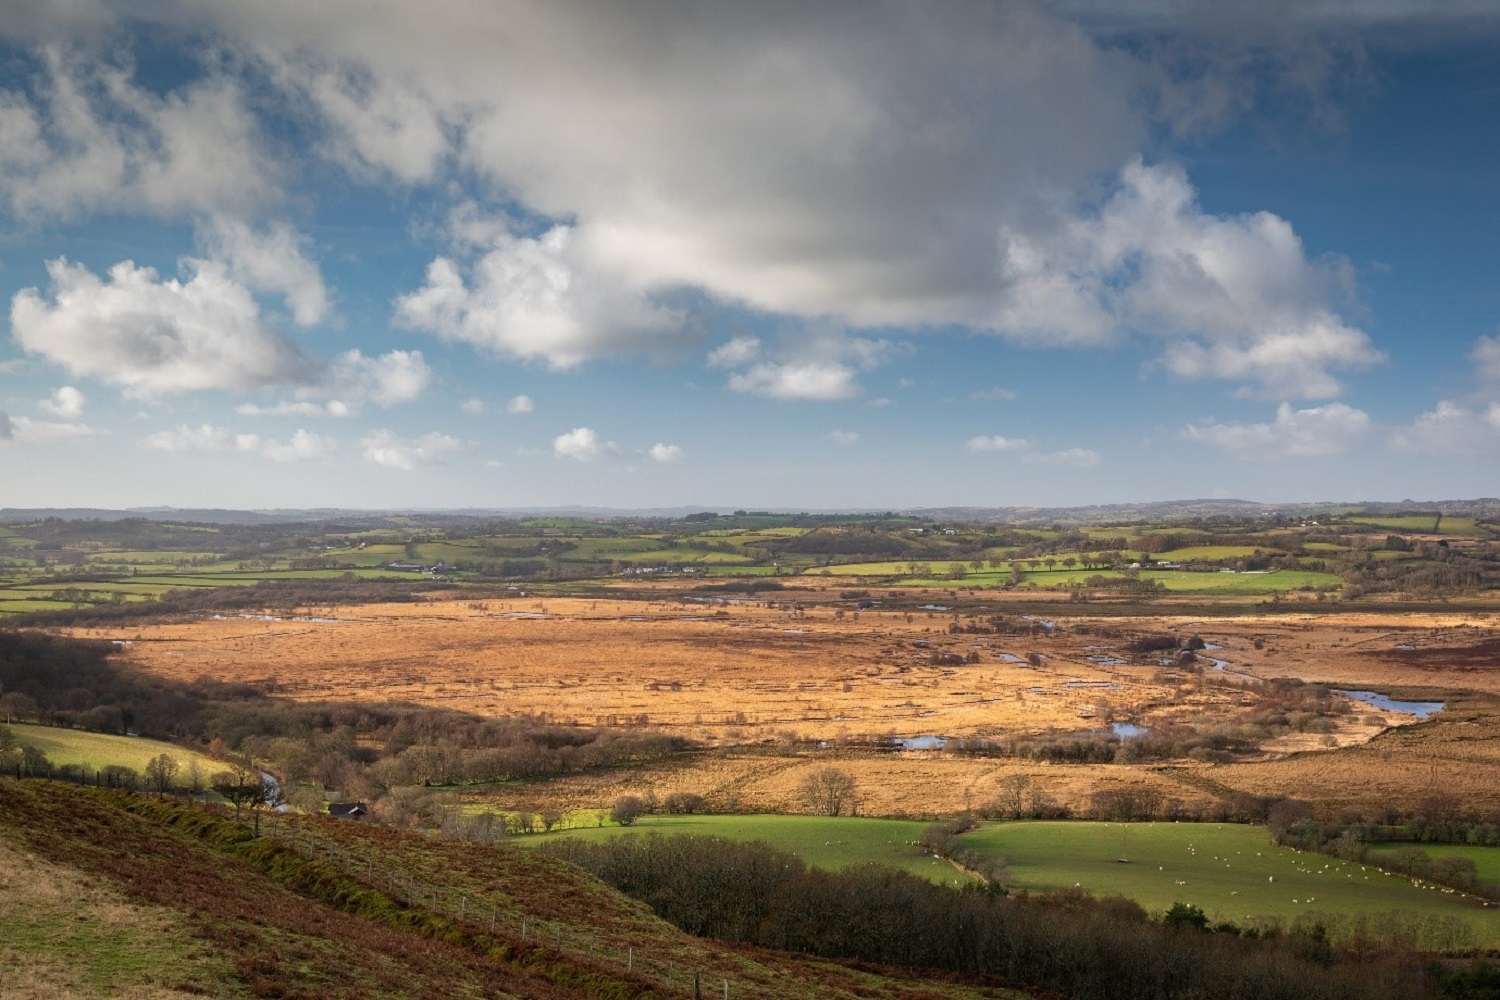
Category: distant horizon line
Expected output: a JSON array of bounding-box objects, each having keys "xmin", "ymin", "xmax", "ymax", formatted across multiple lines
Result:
[{"xmin": 2, "ymin": 497, "xmax": 1496, "ymax": 524}]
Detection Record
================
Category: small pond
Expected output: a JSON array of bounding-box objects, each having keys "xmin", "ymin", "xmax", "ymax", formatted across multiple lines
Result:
[
  {"xmin": 1110, "ymin": 722, "xmax": 1150, "ymax": 739},
  {"xmin": 1335, "ymin": 690, "xmax": 1445, "ymax": 719},
  {"xmin": 892, "ymin": 735, "xmax": 948, "ymax": 750}
]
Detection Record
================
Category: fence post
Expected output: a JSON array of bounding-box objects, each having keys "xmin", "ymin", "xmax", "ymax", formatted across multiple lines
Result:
[
  {"xmin": 723, "ymin": 979, "xmax": 729, "ymax": 1000},
  {"xmin": 521, "ymin": 918, "xmax": 527, "ymax": 941},
  {"xmin": 490, "ymin": 907, "xmax": 496, "ymax": 932},
  {"xmin": 694, "ymin": 970, "xmax": 701, "ymax": 1000},
  {"xmin": 628, "ymin": 946, "xmax": 633, "ymax": 972},
  {"xmin": 460, "ymin": 895, "xmax": 466, "ymax": 919}
]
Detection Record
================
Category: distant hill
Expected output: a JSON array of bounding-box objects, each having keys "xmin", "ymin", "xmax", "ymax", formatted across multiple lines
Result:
[{"xmin": 3, "ymin": 497, "xmax": 1499, "ymax": 527}]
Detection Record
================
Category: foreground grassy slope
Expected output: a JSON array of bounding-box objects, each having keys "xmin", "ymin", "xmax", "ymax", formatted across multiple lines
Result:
[
  {"xmin": 0, "ymin": 779, "xmax": 1024, "ymax": 1000},
  {"xmin": 0, "ymin": 836, "xmax": 235, "ymax": 998}
]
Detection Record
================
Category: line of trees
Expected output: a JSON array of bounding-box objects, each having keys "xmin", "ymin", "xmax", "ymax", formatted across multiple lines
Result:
[{"xmin": 541, "ymin": 832, "xmax": 1442, "ymax": 1000}]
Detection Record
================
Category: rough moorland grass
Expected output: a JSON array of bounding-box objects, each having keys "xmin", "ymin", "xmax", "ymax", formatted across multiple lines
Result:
[
  {"xmin": 520, "ymin": 814, "xmax": 975, "ymax": 885},
  {"xmin": 8, "ymin": 723, "xmax": 219, "ymax": 777},
  {"xmin": 959, "ymin": 821, "xmax": 1500, "ymax": 943}
]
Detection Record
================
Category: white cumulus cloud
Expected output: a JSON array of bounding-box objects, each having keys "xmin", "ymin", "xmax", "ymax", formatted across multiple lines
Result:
[
  {"xmin": 460, "ymin": 398, "xmax": 484, "ymax": 415},
  {"xmin": 11, "ymin": 256, "xmax": 314, "ymax": 396},
  {"xmin": 553, "ymin": 426, "xmax": 614, "ymax": 461},
  {"xmin": 394, "ymin": 224, "xmax": 687, "ymax": 370},
  {"xmin": 506, "ymin": 394, "xmax": 534, "ymax": 414},
  {"xmin": 1389, "ymin": 400, "xmax": 1500, "ymax": 455},
  {"xmin": 823, "ymin": 430, "xmax": 859, "ymax": 446},
  {"xmin": 1183, "ymin": 401, "xmax": 1372, "ymax": 457}
]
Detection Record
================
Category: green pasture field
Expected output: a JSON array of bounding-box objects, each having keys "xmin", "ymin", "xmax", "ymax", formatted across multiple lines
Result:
[
  {"xmin": 960, "ymin": 821, "xmax": 1499, "ymax": 942},
  {"xmin": 700, "ymin": 564, "xmax": 782, "ymax": 576},
  {"xmin": 1367, "ymin": 844, "xmax": 1500, "ymax": 885},
  {"xmin": 1347, "ymin": 515, "xmax": 1479, "ymax": 535},
  {"xmin": 84, "ymin": 550, "xmax": 223, "ymax": 564},
  {"xmin": 615, "ymin": 549, "xmax": 757, "ymax": 565},
  {"xmin": 891, "ymin": 568, "xmax": 1343, "ymax": 594},
  {"xmin": 0, "ymin": 599, "xmax": 78, "ymax": 614},
  {"xmin": 694, "ymin": 526, "xmax": 810, "ymax": 539},
  {"xmin": 521, "ymin": 814, "xmax": 974, "ymax": 885},
  {"xmin": 556, "ymin": 536, "xmax": 667, "ymax": 559},
  {"xmin": 1149, "ymin": 546, "xmax": 1266, "ymax": 561},
  {"xmin": 7, "ymin": 723, "xmax": 220, "ymax": 778}
]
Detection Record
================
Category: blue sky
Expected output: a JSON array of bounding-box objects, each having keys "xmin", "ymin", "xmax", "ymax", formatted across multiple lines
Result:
[{"xmin": 2, "ymin": 1, "xmax": 1499, "ymax": 510}]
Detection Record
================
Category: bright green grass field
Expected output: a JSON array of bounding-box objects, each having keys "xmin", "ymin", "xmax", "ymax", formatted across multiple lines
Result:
[
  {"xmin": 8, "ymin": 723, "xmax": 219, "ymax": 777},
  {"xmin": 960, "ymin": 822, "xmax": 1499, "ymax": 941},
  {"xmin": 522, "ymin": 813, "xmax": 974, "ymax": 886},
  {"xmin": 1367, "ymin": 844, "xmax": 1500, "ymax": 885}
]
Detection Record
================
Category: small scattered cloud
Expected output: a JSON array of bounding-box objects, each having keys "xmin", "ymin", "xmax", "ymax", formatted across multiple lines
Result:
[
  {"xmin": 1023, "ymin": 447, "xmax": 1102, "ymax": 468},
  {"xmin": 648, "ymin": 442, "xmax": 684, "ymax": 463},
  {"xmin": 823, "ymin": 429, "xmax": 859, "ymax": 446},
  {"xmin": 720, "ymin": 329, "xmax": 895, "ymax": 402},
  {"xmin": 965, "ymin": 434, "xmax": 1098, "ymax": 466},
  {"xmin": 237, "ymin": 400, "xmax": 352, "ymax": 418},
  {"xmin": 707, "ymin": 336, "xmax": 761, "ymax": 369},
  {"xmin": 1472, "ymin": 335, "xmax": 1500, "ymax": 382},
  {"xmin": 235, "ymin": 429, "xmax": 338, "ymax": 462},
  {"xmin": 553, "ymin": 426, "xmax": 615, "ymax": 461},
  {"xmin": 968, "ymin": 387, "xmax": 1017, "ymax": 401},
  {"xmin": 460, "ymin": 398, "xmax": 485, "ymax": 415},
  {"xmin": 322, "ymin": 349, "xmax": 431, "ymax": 407},
  {"xmin": 359, "ymin": 429, "xmax": 468, "ymax": 470},
  {"xmin": 197, "ymin": 216, "xmax": 331, "ymax": 327},
  {"xmin": 40, "ymin": 385, "xmax": 85, "ymax": 418},
  {"xmin": 506, "ymin": 394, "xmax": 534, "ymax": 414},
  {"xmin": 1, "ymin": 414, "xmax": 97, "ymax": 445},
  {"xmin": 141, "ymin": 423, "xmax": 232, "ymax": 452},
  {"xmin": 1183, "ymin": 401, "xmax": 1371, "ymax": 458},
  {"xmin": 964, "ymin": 434, "xmax": 1030, "ymax": 453}
]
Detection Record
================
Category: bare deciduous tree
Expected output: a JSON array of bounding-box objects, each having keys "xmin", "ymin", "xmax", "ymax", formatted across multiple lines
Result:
[
  {"xmin": 144, "ymin": 752, "xmax": 180, "ymax": 796},
  {"xmin": 800, "ymin": 766, "xmax": 857, "ymax": 816}
]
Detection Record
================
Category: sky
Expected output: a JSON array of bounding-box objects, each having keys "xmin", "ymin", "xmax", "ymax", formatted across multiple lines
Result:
[{"xmin": 2, "ymin": 1, "xmax": 1499, "ymax": 511}]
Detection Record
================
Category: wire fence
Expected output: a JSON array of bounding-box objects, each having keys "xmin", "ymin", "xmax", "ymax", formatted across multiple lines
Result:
[
  {"xmin": 264, "ymin": 814, "xmax": 739, "ymax": 999},
  {"xmin": 2, "ymin": 765, "xmax": 742, "ymax": 999}
]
